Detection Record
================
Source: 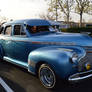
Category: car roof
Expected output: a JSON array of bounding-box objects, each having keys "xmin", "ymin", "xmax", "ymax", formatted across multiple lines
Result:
[{"xmin": 4, "ymin": 19, "xmax": 61, "ymax": 26}]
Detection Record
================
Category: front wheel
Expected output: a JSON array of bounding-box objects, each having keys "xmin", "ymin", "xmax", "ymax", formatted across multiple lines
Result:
[{"xmin": 38, "ymin": 64, "xmax": 56, "ymax": 89}]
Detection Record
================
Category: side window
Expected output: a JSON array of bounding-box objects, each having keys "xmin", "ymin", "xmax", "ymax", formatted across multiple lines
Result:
[
  {"xmin": 4, "ymin": 26, "xmax": 12, "ymax": 36},
  {"xmin": 14, "ymin": 25, "xmax": 21, "ymax": 35},
  {"xmin": 14, "ymin": 25, "xmax": 26, "ymax": 36}
]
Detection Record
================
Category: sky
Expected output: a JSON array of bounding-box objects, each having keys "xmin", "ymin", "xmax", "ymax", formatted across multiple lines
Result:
[
  {"xmin": 0, "ymin": 0, "xmax": 47, "ymax": 20},
  {"xmin": 0, "ymin": 0, "xmax": 92, "ymax": 22}
]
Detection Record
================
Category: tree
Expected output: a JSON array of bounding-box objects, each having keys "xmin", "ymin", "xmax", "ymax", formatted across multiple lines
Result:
[
  {"xmin": 75, "ymin": 0, "xmax": 92, "ymax": 27},
  {"xmin": 43, "ymin": 0, "xmax": 74, "ymax": 24},
  {"xmin": 40, "ymin": 0, "xmax": 62, "ymax": 21},
  {"xmin": 57, "ymin": 0, "xmax": 74, "ymax": 24},
  {"xmin": 39, "ymin": 12, "xmax": 56, "ymax": 20},
  {"xmin": 0, "ymin": 16, "xmax": 8, "ymax": 25}
]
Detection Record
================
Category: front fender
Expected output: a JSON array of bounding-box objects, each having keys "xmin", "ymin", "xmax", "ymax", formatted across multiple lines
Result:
[{"xmin": 28, "ymin": 46, "xmax": 86, "ymax": 78}]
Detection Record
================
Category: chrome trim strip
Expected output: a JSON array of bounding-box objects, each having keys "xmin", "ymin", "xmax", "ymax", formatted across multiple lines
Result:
[
  {"xmin": 12, "ymin": 40, "xmax": 76, "ymax": 46},
  {"xmin": 0, "ymin": 36, "xmax": 76, "ymax": 45},
  {"xmin": 68, "ymin": 70, "xmax": 92, "ymax": 82},
  {"xmin": 3, "ymin": 56, "xmax": 28, "ymax": 69}
]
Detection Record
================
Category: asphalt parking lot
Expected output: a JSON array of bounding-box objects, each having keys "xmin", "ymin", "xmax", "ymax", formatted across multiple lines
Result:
[{"xmin": 0, "ymin": 61, "xmax": 92, "ymax": 92}]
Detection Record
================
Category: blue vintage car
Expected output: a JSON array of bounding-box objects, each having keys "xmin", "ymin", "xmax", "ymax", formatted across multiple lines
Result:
[{"xmin": 0, "ymin": 19, "xmax": 92, "ymax": 88}]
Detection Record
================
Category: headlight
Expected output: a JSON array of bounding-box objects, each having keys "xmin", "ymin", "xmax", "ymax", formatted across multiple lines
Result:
[{"xmin": 71, "ymin": 53, "xmax": 78, "ymax": 63}]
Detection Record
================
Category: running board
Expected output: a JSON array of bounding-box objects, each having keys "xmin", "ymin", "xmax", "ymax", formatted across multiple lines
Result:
[{"xmin": 3, "ymin": 56, "xmax": 28, "ymax": 69}]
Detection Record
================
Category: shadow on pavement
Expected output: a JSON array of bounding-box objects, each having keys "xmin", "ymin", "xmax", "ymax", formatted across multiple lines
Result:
[
  {"xmin": 0, "ymin": 85, "xmax": 6, "ymax": 92},
  {"xmin": 1, "ymin": 60, "xmax": 92, "ymax": 92},
  {"xmin": 51, "ymin": 79, "xmax": 92, "ymax": 92},
  {"xmin": 0, "ymin": 76, "xmax": 26, "ymax": 92}
]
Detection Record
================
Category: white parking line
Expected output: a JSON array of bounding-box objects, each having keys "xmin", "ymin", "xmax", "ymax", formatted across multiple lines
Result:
[{"xmin": 0, "ymin": 77, "xmax": 14, "ymax": 92}]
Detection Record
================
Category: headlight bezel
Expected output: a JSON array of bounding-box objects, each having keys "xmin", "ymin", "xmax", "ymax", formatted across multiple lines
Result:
[{"xmin": 71, "ymin": 52, "xmax": 78, "ymax": 63}]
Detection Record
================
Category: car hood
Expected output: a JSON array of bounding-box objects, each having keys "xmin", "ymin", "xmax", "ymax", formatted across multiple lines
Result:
[{"xmin": 30, "ymin": 32, "xmax": 92, "ymax": 46}]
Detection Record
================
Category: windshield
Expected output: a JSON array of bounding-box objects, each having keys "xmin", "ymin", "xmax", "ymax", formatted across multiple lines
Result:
[{"xmin": 26, "ymin": 25, "xmax": 60, "ymax": 34}]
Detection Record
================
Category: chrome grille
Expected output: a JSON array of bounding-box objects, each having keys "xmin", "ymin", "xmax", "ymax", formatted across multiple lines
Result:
[{"xmin": 78, "ymin": 46, "xmax": 92, "ymax": 72}]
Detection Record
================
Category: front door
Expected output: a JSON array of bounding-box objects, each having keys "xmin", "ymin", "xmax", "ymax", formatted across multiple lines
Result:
[{"xmin": 10, "ymin": 24, "xmax": 30, "ymax": 63}]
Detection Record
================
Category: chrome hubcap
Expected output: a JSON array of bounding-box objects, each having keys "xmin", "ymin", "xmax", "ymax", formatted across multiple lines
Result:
[{"xmin": 40, "ymin": 67, "xmax": 55, "ymax": 87}]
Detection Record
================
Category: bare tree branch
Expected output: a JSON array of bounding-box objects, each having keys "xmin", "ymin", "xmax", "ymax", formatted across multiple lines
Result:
[{"xmin": 75, "ymin": 0, "xmax": 92, "ymax": 27}]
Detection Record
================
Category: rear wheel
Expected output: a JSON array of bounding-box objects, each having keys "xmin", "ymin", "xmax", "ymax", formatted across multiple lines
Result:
[{"xmin": 38, "ymin": 64, "xmax": 56, "ymax": 89}]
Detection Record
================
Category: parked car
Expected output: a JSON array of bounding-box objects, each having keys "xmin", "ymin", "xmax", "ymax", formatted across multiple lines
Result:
[{"xmin": 0, "ymin": 19, "xmax": 92, "ymax": 89}]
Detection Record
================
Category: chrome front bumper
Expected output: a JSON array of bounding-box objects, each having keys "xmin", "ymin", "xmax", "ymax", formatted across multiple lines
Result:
[{"xmin": 68, "ymin": 70, "xmax": 92, "ymax": 82}]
